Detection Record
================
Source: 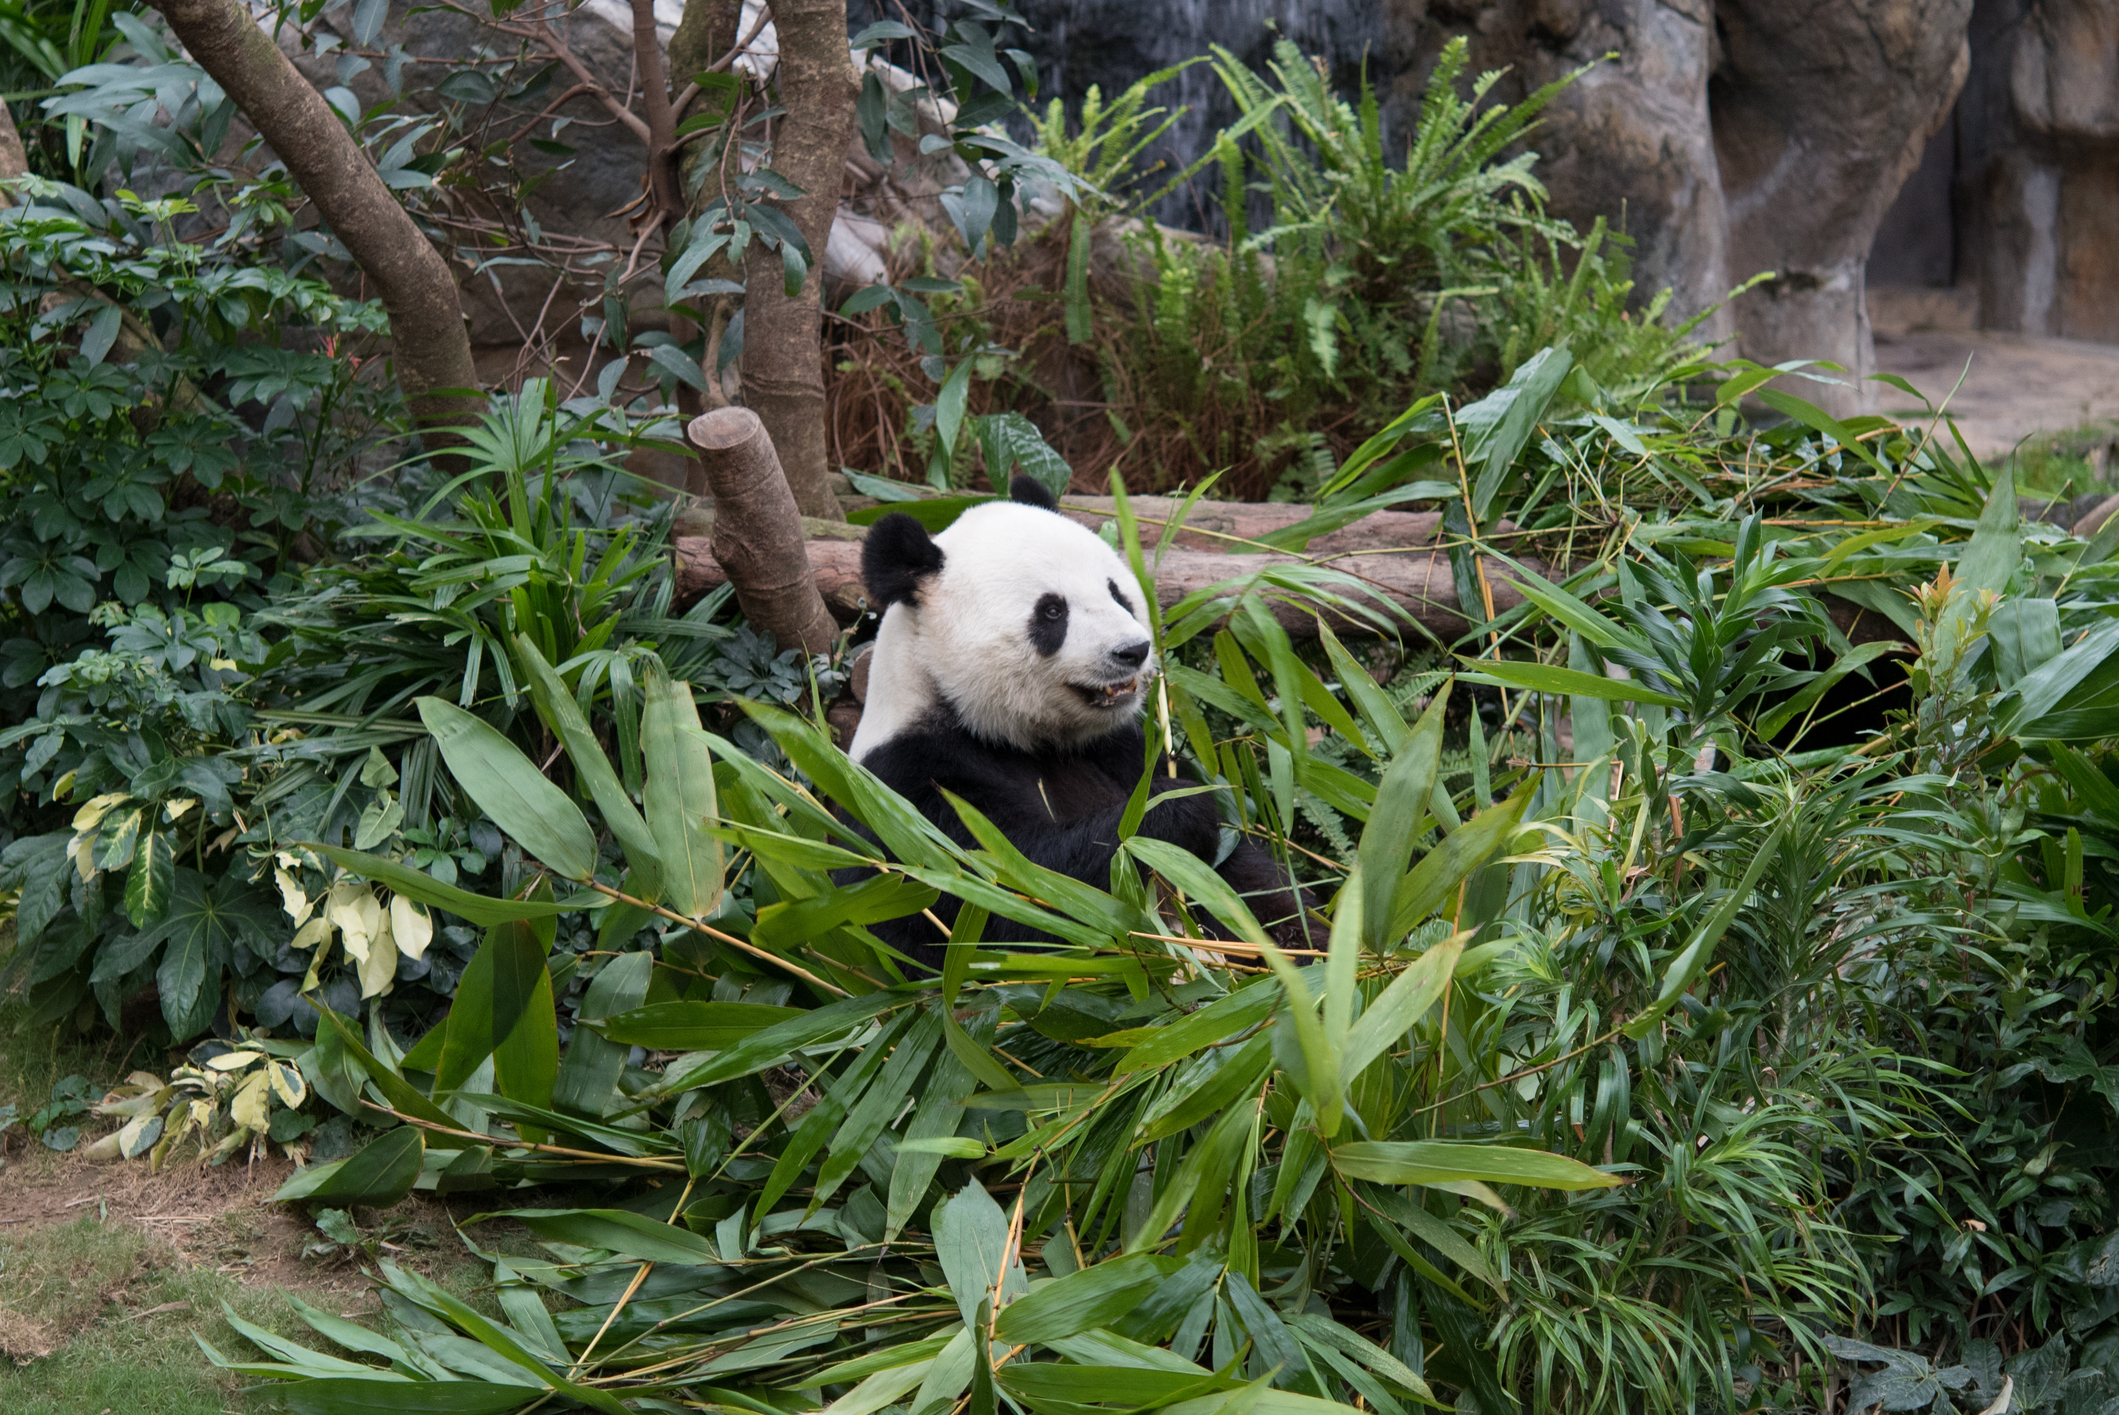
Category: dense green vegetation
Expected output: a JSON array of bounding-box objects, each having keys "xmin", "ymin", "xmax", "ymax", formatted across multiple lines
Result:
[{"xmin": 6, "ymin": 6, "xmax": 2119, "ymax": 1415}]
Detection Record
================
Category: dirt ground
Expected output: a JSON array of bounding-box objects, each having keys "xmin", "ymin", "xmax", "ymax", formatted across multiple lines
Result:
[
  {"xmin": 0, "ymin": 1137, "xmax": 480, "ymax": 1370},
  {"xmin": 1870, "ymin": 285, "xmax": 2119, "ymax": 459}
]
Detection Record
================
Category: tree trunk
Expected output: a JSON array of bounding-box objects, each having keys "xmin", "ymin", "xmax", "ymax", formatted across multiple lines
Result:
[
  {"xmin": 0, "ymin": 99, "xmax": 26, "ymax": 188},
  {"xmin": 739, "ymin": 0, "xmax": 855, "ymax": 521},
  {"xmin": 147, "ymin": 0, "xmax": 482, "ymax": 442},
  {"xmin": 687, "ymin": 408, "xmax": 840, "ymax": 655},
  {"xmin": 668, "ymin": 0, "xmax": 741, "ymax": 89}
]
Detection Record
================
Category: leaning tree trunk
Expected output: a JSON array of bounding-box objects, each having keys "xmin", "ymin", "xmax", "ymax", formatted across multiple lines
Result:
[
  {"xmin": 739, "ymin": 0, "xmax": 856, "ymax": 521},
  {"xmin": 148, "ymin": 0, "xmax": 482, "ymax": 442},
  {"xmin": 687, "ymin": 408, "xmax": 840, "ymax": 655}
]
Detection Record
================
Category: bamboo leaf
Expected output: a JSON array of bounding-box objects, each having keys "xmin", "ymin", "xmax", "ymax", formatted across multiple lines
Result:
[
  {"xmin": 1342, "ymin": 932, "xmax": 1463, "ymax": 1079},
  {"xmin": 476, "ymin": 1207, "xmax": 722, "ymax": 1265},
  {"xmin": 1357, "ymin": 686, "xmax": 1447, "ymax": 952},
  {"xmin": 271, "ymin": 1126, "xmax": 424, "ymax": 1207},
  {"xmin": 513, "ymin": 634, "xmax": 663, "ymax": 897},
  {"xmin": 1330, "ymin": 1139, "xmax": 1619, "ymax": 1191},
  {"xmin": 1458, "ymin": 661, "xmax": 1685, "ymax": 707},
  {"xmin": 1623, "ymin": 823, "xmax": 1784, "ymax": 1039},
  {"xmin": 934, "ymin": 1179, "xmax": 1026, "ymax": 1330},
  {"xmin": 417, "ymin": 697, "xmax": 596, "ymax": 880},
  {"xmin": 643, "ymin": 664, "xmax": 723, "ymax": 917},
  {"xmin": 590, "ymin": 1000, "xmax": 807, "ymax": 1050},
  {"xmin": 1386, "ymin": 781, "xmax": 1535, "ymax": 941},
  {"xmin": 438, "ymin": 919, "xmax": 552, "ymax": 1096},
  {"xmin": 307, "ymin": 845, "xmax": 575, "ymax": 926}
]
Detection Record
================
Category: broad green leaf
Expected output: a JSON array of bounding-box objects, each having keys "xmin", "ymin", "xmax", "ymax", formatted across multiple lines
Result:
[
  {"xmin": 1342, "ymin": 932, "xmax": 1463, "ymax": 1079},
  {"xmin": 286, "ymin": 1295, "xmax": 412, "ymax": 1365},
  {"xmin": 417, "ymin": 697, "xmax": 596, "ymax": 880},
  {"xmin": 477, "ymin": 1207, "xmax": 722, "ymax": 1265},
  {"xmin": 752, "ymin": 874, "xmax": 940, "ymax": 953},
  {"xmin": 1329, "ymin": 1139, "xmax": 1619, "ymax": 1191},
  {"xmin": 1127, "ymin": 1096, "xmax": 1254, "ymax": 1256},
  {"xmin": 1756, "ymin": 388, "xmax": 1888, "ymax": 475},
  {"xmin": 814, "ymin": 1008, "xmax": 942, "ymax": 1207},
  {"xmin": 993, "ymin": 1255, "xmax": 1166, "ymax": 1345},
  {"xmin": 1000, "ymin": 1364, "xmax": 1227, "ymax": 1405},
  {"xmin": 128, "ymin": 869, "xmax": 267, "ymax": 1039},
  {"xmin": 307, "ymin": 845, "xmax": 576, "ymax": 926},
  {"xmin": 1931, "ymin": 473, "xmax": 2022, "ymax": 675},
  {"xmin": 1466, "ymin": 344, "xmax": 1572, "ymax": 517},
  {"xmin": 591, "ymin": 1000, "xmax": 806, "ymax": 1050},
  {"xmin": 1161, "ymin": 1378, "xmax": 1351, "ymax": 1415},
  {"xmin": 819, "ymin": 1356, "xmax": 939, "ymax": 1415},
  {"xmin": 643, "ymin": 664, "xmax": 722, "ymax": 917},
  {"xmin": 124, "ymin": 826, "xmax": 174, "ymax": 928},
  {"xmin": 1138, "ymin": 1033, "xmax": 1274, "ymax": 1143},
  {"xmin": 1486, "ymin": 559, "xmax": 1641, "ymax": 655},
  {"xmin": 2002, "ymin": 618, "xmax": 2119, "ymax": 736},
  {"xmin": 1755, "ymin": 639, "xmax": 1905, "ymax": 740},
  {"xmin": 891, "ymin": 1007, "xmax": 999, "ymax": 1239},
  {"xmin": 1046, "ymin": 1328, "xmax": 1213, "ymax": 1375},
  {"xmin": 1356, "ymin": 1185, "xmax": 1501, "ymax": 1297},
  {"xmin": 308, "ymin": 1004, "xmax": 459, "ymax": 1130},
  {"xmin": 1123, "ymin": 837, "xmax": 1270, "ymax": 946},
  {"xmin": 272, "ymin": 1126, "xmax": 423, "ymax": 1207},
  {"xmin": 940, "ymin": 1008, "xmax": 1018, "ymax": 1092},
  {"xmin": 513, "ymin": 634, "xmax": 662, "ymax": 898},
  {"xmin": 492, "ymin": 934, "xmax": 558, "ymax": 1111}
]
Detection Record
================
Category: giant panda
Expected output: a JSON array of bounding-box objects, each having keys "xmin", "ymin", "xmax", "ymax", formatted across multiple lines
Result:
[{"xmin": 842, "ymin": 475, "xmax": 1314, "ymax": 969}]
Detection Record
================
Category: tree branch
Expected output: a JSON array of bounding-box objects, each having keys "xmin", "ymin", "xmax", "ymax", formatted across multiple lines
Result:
[{"xmin": 147, "ymin": 0, "xmax": 482, "ymax": 442}]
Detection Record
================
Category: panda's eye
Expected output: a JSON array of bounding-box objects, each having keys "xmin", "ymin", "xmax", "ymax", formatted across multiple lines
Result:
[{"xmin": 1041, "ymin": 600, "xmax": 1066, "ymax": 620}]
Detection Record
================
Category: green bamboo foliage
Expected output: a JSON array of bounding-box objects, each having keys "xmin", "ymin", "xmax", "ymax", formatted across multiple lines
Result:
[{"xmin": 243, "ymin": 541, "xmax": 1634, "ymax": 1413}]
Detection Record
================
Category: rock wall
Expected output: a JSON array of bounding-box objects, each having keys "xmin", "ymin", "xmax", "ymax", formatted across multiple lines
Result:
[
  {"xmin": 1928, "ymin": 0, "xmax": 2119, "ymax": 342},
  {"xmin": 994, "ymin": 0, "xmax": 1978, "ymax": 416}
]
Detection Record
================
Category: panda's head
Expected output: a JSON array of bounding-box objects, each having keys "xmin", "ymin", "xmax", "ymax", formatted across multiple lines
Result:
[{"xmin": 856, "ymin": 476, "xmax": 1157, "ymax": 752}]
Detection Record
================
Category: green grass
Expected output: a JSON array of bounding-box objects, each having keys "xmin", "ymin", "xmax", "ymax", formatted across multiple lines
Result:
[
  {"xmin": 0, "ymin": 974, "xmax": 536, "ymax": 1413},
  {"xmin": 0, "ymin": 1215, "xmax": 288, "ymax": 1414},
  {"xmin": 2009, "ymin": 417, "xmax": 2119, "ymax": 498}
]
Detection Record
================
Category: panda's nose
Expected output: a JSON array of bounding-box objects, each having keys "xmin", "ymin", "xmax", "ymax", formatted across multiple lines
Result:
[{"xmin": 1110, "ymin": 640, "xmax": 1151, "ymax": 670}]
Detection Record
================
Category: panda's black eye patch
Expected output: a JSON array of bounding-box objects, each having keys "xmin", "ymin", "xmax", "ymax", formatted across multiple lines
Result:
[
  {"xmin": 1030, "ymin": 593, "xmax": 1069, "ymax": 657},
  {"xmin": 1108, "ymin": 579, "xmax": 1135, "ymax": 616}
]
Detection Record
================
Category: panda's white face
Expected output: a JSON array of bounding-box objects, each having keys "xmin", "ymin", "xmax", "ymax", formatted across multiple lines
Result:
[{"xmin": 852, "ymin": 501, "xmax": 1158, "ymax": 756}]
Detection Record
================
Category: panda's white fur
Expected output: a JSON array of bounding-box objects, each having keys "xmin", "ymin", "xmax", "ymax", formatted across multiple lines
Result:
[{"xmin": 850, "ymin": 501, "xmax": 1156, "ymax": 759}]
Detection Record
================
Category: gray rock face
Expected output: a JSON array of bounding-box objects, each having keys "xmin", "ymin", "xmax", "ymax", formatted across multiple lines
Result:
[
  {"xmin": 998, "ymin": 0, "xmax": 1980, "ymax": 415},
  {"xmin": 1952, "ymin": 0, "xmax": 2119, "ymax": 342},
  {"xmin": 1712, "ymin": 0, "xmax": 1971, "ymax": 398}
]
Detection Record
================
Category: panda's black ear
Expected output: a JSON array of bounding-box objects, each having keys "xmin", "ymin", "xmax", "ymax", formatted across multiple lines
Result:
[
  {"xmin": 1008, "ymin": 475, "xmax": 1060, "ymax": 512},
  {"xmin": 863, "ymin": 512, "xmax": 945, "ymax": 609}
]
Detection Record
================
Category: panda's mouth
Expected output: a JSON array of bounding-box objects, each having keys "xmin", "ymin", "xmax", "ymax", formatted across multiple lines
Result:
[{"xmin": 1070, "ymin": 676, "xmax": 1142, "ymax": 710}]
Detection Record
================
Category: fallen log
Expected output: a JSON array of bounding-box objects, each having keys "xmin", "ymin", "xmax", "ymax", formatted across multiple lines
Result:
[{"xmin": 674, "ymin": 532, "xmax": 1536, "ymax": 640}]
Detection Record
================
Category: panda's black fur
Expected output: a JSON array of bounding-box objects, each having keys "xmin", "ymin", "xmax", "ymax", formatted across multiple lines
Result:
[{"xmin": 839, "ymin": 476, "xmax": 1315, "ymax": 971}]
